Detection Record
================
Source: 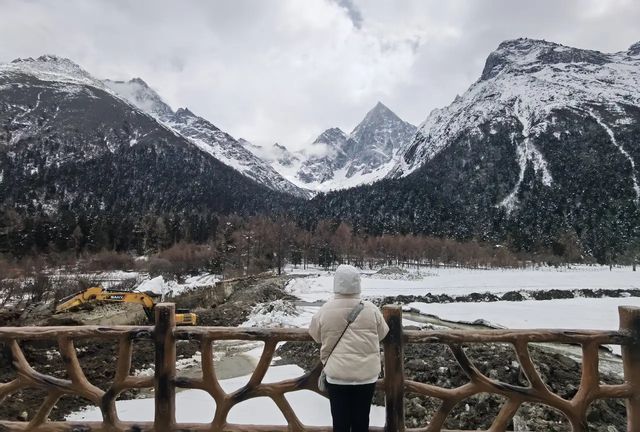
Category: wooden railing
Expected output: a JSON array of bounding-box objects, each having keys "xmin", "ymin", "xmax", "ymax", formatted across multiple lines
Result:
[{"xmin": 1, "ymin": 304, "xmax": 639, "ymax": 431}]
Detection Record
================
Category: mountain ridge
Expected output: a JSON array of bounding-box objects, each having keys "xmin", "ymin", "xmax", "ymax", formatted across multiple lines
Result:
[
  {"xmin": 103, "ymin": 77, "xmax": 310, "ymax": 198},
  {"xmin": 285, "ymin": 101, "xmax": 416, "ymax": 191}
]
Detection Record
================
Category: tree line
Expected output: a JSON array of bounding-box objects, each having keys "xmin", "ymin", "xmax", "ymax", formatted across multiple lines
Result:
[{"xmin": 2, "ymin": 209, "xmax": 626, "ymax": 281}]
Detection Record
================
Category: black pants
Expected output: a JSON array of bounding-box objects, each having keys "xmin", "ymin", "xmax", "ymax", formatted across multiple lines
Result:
[{"xmin": 327, "ymin": 382, "xmax": 376, "ymax": 432}]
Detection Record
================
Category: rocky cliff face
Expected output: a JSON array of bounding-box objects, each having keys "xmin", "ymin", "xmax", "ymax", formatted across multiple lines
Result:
[
  {"xmin": 296, "ymin": 127, "xmax": 352, "ymax": 185},
  {"xmin": 348, "ymin": 101, "xmax": 417, "ymax": 175}
]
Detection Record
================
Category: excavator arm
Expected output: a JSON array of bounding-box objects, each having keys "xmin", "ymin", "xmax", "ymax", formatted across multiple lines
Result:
[{"xmin": 55, "ymin": 287, "xmax": 197, "ymax": 325}]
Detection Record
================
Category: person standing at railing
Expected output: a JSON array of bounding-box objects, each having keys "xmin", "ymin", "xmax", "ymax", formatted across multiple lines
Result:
[{"xmin": 309, "ymin": 264, "xmax": 389, "ymax": 432}]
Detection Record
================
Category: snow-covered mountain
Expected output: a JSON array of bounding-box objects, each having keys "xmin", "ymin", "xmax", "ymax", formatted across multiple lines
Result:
[
  {"xmin": 390, "ymin": 38, "xmax": 640, "ymax": 211},
  {"xmin": 104, "ymin": 78, "xmax": 309, "ymax": 198},
  {"xmin": 308, "ymin": 38, "xmax": 640, "ymax": 260},
  {"xmin": 0, "ymin": 55, "xmax": 298, "ymax": 224},
  {"xmin": 266, "ymin": 102, "xmax": 416, "ymax": 192}
]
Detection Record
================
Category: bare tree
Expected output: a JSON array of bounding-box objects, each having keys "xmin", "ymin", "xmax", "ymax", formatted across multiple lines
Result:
[{"xmin": 331, "ymin": 222, "xmax": 353, "ymax": 264}]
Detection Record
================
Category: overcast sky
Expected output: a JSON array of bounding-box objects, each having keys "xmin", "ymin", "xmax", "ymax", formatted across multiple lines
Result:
[{"xmin": 1, "ymin": 0, "xmax": 639, "ymax": 150}]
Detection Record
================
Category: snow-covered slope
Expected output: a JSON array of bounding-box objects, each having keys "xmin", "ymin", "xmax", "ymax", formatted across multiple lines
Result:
[
  {"xmin": 269, "ymin": 102, "xmax": 416, "ymax": 193},
  {"xmin": 104, "ymin": 78, "xmax": 310, "ymax": 198},
  {"xmin": 104, "ymin": 77, "xmax": 174, "ymax": 117},
  {"xmin": 2, "ymin": 55, "xmax": 105, "ymax": 88},
  {"xmin": 238, "ymin": 140, "xmax": 310, "ymax": 190},
  {"xmin": 390, "ymin": 38, "xmax": 640, "ymax": 212}
]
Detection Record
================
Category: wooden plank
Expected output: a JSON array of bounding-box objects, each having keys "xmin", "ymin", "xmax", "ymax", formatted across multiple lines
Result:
[
  {"xmin": 404, "ymin": 328, "xmax": 629, "ymax": 345},
  {"xmin": 174, "ymin": 326, "xmax": 313, "ymax": 341},
  {"xmin": 0, "ymin": 326, "xmax": 153, "ymax": 340}
]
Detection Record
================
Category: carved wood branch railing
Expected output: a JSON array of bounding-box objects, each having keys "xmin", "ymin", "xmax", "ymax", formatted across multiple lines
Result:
[{"xmin": 0, "ymin": 304, "xmax": 639, "ymax": 431}]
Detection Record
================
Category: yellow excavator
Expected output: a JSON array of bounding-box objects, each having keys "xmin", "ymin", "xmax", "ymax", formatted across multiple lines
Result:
[{"xmin": 55, "ymin": 287, "xmax": 198, "ymax": 325}]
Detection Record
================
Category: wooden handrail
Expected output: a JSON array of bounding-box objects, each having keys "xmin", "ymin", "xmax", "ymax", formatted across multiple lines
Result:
[{"xmin": 0, "ymin": 304, "xmax": 638, "ymax": 431}]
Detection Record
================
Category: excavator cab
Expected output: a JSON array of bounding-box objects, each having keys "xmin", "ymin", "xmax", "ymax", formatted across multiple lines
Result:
[{"xmin": 176, "ymin": 309, "xmax": 197, "ymax": 325}]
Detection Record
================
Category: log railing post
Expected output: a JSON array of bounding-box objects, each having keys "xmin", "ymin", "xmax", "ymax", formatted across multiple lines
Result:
[
  {"xmin": 155, "ymin": 303, "xmax": 177, "ymax": 431},
  {"xmin": 383, "ymin": 304, "xmax": 405, "ymax": 432},
  {"xmin": 620, "ymin": 306, "xmax": 640, "ymax": 431}
]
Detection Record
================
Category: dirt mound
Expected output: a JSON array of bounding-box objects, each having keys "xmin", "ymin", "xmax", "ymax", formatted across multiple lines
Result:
[
  {"xmin": 371, "ymin": 266, "xmax": 428, "ymax": 280},
  {"xmin": 376, "ymin": 266, "xmax": 408, "ymax": 275},
  {"xmin": 195, "ymin": 276, "xmax": 294, "ymax": 327},
  {"xmin": 47, "ymin": 303, "xmax": 147, "ymax": 326}
]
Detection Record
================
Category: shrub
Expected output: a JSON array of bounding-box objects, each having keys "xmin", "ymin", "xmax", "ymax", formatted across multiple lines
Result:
[
  {"xmin": 0, "ymin": 279, "xmax": 21, "ymax": 307},
  {"xmin": 83, "ymin": 251, "xmax": 135, "ymax": 272},
  {"xmin": 155, "ymin": 242, "xmax": 217, "ymax": 276},
  {"xmin": 0, "ymin": 256, "xmax": 21, "ymax": 279},
  {"xmin": 147, "ymin": 257, "xmax": 174, "ymax": 277},
  {"xmin": 24, "ymin": 273, "xmax": 51, "ymax": 304}
]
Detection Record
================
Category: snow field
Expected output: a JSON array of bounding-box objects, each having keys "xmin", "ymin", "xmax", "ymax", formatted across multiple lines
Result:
[
  {"xmin": 406, "ymin": 297, "xmax": 640, "ymax": 331},
  {"xmin": 407, "ymin": 297, "xmax": 640, "ymax": 356},
  {"xmin": 285, "ymin": 265, "xmax": 639, "ymax": 302}
]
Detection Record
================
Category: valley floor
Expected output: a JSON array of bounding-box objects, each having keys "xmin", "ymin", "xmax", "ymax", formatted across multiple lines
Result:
[{"xmin": 60, "ymin": 264, "xmax": 639, "ymax": 428}]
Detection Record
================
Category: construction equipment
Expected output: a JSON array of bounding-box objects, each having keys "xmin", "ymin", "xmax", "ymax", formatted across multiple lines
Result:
[{"xmin": 55, "ymin": 287, "xmax": 197, "ymax": 325}]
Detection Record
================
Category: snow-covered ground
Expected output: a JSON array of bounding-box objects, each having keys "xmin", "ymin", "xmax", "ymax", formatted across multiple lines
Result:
[
  {"xmin": 135, "ymin": 274, "xmax": 221, "ymax": 297},
  {"xmin": 286, "ymin": 265, "xmax": 639, "ymax": 302},
  {"xmin": 407, "ymin": 296, "xmax": 639, "ymax": 356},
  {"xmin": 68, "ymin": 352, "xmax": 385, "ymax": 427},
  {"xmin": 241, "ymin": 300, "xmax": 315, "ymax": 328},
  {"xmin": 284, "ymin": 265, "xmax": 640, "ymax": 334},
  {"xmin": 282, "ymin": 266, "xmax": 640, "ymax": 357},
  {"xmin": 407, "ymin": 297, "xmax": 638, "ymax": 331}
]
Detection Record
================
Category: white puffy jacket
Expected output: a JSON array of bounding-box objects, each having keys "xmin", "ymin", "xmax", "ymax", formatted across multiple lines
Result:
[{"xmin": 309, "ymin": 294, "xmax": 389, "ymax": 384}]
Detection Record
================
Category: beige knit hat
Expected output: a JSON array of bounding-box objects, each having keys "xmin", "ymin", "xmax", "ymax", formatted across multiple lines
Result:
[{"xmin": 333, "ymin": 264, "xmax": 361, "ymax": 295}]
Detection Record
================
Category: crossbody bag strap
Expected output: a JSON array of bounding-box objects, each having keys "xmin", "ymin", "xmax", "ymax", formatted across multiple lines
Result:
[{"xmin": 322, "ymin": 301, "xmax": 364, "ymax": 368}]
